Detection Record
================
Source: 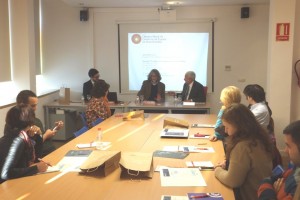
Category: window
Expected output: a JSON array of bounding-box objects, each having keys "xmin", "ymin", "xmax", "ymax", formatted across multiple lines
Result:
[{"xmin": 0, "ymin": 0, "xmax": 11, "ymax": 82}]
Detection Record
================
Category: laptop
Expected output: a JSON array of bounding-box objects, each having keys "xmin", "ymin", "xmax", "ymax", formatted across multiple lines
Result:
[
  {"xmin": 160, "ymin": 128, "xmax": 189, "ymax": 139},
  {"xmin": 107, "ymin": 92, "xmax": 124, "ymax": 104}
]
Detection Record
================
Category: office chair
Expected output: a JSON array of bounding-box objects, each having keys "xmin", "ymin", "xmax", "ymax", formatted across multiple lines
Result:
[
  {"xmin": 73, "ymin": 126, "xmax": 89, "ymax": 137},
  {"xmin": 79, "ymin": 112, "xmax": 88, "ymax": 127},
  {"xmin": 203, "ymin": 86, "xmax": 208, "ymax": 97},
  {"xmin": 91, "ymin": 117, "xmax": 104, "ymax": 127}
]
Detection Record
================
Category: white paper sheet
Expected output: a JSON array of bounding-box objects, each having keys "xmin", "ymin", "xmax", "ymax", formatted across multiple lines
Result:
[
  {"xmin": 54, "ymin": 156, "xmax": 88, "ymax": 172},
  {"xmin": 186, "ymin": 161, "xmax": 214, "ymax": 168},
  {"xmin": 76, "ymin": 142, "xmax": 111, "ymax": 149},
  {"xmin": 163, "ymin": 146, "xmax": 215, "ymax": 153},
  {"xmin": 160, "ymin": 168, "xmax": 207, "ymax": 187},
  {"xmin": 161, "ymin": 195, "xmax": 188, "ymax": 200}
]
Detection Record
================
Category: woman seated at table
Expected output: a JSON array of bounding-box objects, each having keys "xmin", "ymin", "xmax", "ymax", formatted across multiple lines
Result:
[
  {"xmin": 137, "ymin": 69, "xmax": 165, "ymax": 102},
  {"xmin": 214, "ymin": 103, "xmax": 273, "ymax": 200},
  {"xmin": 210, "ymin": 86, "xmax": 241, "ymax": 142},
  {"xmin": 0, "ymin": 105, "xmax": 49, "ymax": 183},
  {"xmin": 243, "ymin": 84, "xmax": 282, "ymax": 167},
  {"xmin": 243, "ymin": 84, "xmax": 272, "ymax": 129},
  {"xmin": 86, "ymin": 80, "xmax": 111, "ymax": 128}
]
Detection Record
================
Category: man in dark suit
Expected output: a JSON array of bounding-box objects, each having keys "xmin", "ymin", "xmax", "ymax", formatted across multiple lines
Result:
[
  {"xmin": 181, "ymin": 71, "xmax": 206, "ymax": 102},
  {"xmin": 83, "ymin": 68, "xmax": 100, "ymax": 102}
]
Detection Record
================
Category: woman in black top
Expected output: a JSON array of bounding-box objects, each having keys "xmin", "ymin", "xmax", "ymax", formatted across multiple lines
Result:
[{"xmin": 0, "ymin": 105, "xmax": 48, "ymax": 183}]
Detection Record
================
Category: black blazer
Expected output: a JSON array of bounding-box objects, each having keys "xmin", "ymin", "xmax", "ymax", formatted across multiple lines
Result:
[
  {"xmin": 181, "ymin": 80, "xmax": 206, "ymax": 102},
  {"xmin": 83, "ymin": 80, "xmax": 93, "ymax": 101}
]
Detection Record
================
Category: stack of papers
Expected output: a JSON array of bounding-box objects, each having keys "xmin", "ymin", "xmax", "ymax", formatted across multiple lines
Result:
[
  {"xmin": 160, "ymin": 168, "xmax": 207, "ymax": 187},
  {"xmin": 163, "ymin": 146, "xmax": 215, "ymax": 153}
]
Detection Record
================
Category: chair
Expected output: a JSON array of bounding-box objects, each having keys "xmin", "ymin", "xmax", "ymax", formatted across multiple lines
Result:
[
  {"xmin": 79, "ymin": 112, "xmax": 88, "ymax": 127},
  {"xmin": 73, "ymin": 126, "xmax": 89, "ymax": 137},
  {"xmin": 91, "ymin": 117, "xmax": 104, "ymax": 127},
  {"xmin": 203, "ymin": 86, "xmax": 208, "ymax": 97}
]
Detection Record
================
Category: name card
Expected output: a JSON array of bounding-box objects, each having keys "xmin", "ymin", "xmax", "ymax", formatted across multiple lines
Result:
[{"xmin": 183, "ymin": 102, "xmax": 195, "ymax": 106}]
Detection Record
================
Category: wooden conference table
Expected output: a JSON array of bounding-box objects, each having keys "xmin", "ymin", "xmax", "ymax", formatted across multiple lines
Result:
[{"xmin": 0, "ymin": 114, "xmax": 234, "ymax": 200}]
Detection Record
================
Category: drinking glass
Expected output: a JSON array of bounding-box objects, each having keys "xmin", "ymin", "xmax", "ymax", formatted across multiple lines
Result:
[
  {"xmin": 177, "ymin": 94, "xmax": 182, "ymax": 103},
  {"xmin": 139, "ymin": 95, "xmax": 144, "ymax": 104},
  {"xmin": 87, "ymin": 95, "xmax": 91, "ymax": 101}
]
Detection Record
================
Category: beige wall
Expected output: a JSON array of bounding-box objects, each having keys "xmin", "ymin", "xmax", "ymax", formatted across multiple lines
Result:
[
  {"xmin": 0, "ymin": 92, "xmax": 59, "ymax": 137},
  {"xmin": 291, "ymin": 0, "xmax": 300, "ymax": 122}
]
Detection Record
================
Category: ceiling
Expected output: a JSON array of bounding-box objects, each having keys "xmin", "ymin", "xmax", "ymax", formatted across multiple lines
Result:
[{"xmin": 62, "ymin": 0, "xmax": 269, "ymax": 8}]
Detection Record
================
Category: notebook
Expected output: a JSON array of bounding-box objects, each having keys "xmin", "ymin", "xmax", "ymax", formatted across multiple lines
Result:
[{"xmin": 160, "ymin": 128, "xmax": 189, "ymax": 138}]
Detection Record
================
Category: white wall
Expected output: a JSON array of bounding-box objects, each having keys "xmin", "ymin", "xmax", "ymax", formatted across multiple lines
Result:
[
  {"xmin": 41, "ymin": 0, "xmax": 92, "ymax": 100},
  {"xmin": 0, "ymin": 92, "xmax": 59, "ymax": 137},
  {"xmin": 41, "ymin": 2, "xmax": 269, "ymax": 114}
]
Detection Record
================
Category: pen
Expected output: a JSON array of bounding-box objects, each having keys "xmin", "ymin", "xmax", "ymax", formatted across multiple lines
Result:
[
  {"xmin": 38, "ymin": 158, "xmax": 52, "ymax": 167},
  {"xmin": 189, "ymin": 194, "xmax": 209, "ymax": 199}
]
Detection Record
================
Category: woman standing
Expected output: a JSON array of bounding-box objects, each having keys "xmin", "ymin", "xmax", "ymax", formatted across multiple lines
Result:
[{"xmin": 214, "ymin": 103, "xmax": 273, "ymax": 200}]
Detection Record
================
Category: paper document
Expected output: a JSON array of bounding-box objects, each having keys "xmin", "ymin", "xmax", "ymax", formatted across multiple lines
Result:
[
  {"xmin": 38, "ymin": 166, "xmax": 60, "ymax": 174},
  {"xmin": 191, "ymin": 124, "xmax": 215, "ymax": 128},
  {"xmin": 163, "ymin": 146, "xmax": 215, "ymax": 153},
  {"xmin": 76, "ymin": 142, "xmax": 111, "ymax": 149},
  {"xmin": 54, "ymin": 150, "xmax": 92, "ymax": 172},
  {"xmin": 186, "ymin": 161, "xmax": 214, "ymax": 169},
  {"xmin": 160, "ymin": 128, "xmax": 189, "ymax": 138},
  {"xmin": 160, "ymin": 168, "xmax": 207, "ymax": 187},
  {"xmin": 161, "ymin": 196, "xmax": 188, "ymax": 200},
  {"xmin": 187, "ymin": 193, "xmax": 223, "ymax": 200}
]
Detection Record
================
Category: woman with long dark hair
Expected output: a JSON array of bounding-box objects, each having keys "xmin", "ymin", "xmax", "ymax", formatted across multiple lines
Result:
[
  {"xmin": 0, "ymin": 105, "xmax": 48, "ymax": 183},
  {"xmin": 214, "ymin": 103, "xmax": 273, "ymax": 200}
]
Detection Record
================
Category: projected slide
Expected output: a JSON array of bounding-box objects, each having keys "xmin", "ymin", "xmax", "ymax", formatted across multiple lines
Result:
[{"xmin": 128, "ymin": 33, "xmax": 209, "ymax": 91}]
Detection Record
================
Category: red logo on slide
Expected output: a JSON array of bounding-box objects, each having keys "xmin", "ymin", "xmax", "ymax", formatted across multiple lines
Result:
[{"xmin": 131, "ymin": 34, "xmax": 142, "ymax": 44}]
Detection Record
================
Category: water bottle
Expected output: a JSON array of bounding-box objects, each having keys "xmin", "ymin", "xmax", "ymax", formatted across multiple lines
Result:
[
  {"xmin": 135, "ymin": 96, "xmax": 140, "ymax": 105},
  {"xmin": 95, "ymin": 128, "xmax": 103, "ymax": 150}
]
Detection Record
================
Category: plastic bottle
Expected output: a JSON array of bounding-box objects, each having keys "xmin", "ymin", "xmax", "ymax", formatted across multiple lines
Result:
[{"xmin": 95, "ymin": 128, "xmax": 103, "ymax": 150}]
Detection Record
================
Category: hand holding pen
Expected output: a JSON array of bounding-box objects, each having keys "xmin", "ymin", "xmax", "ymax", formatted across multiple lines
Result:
[{"xmin": 38, "ymin": 158, "xmax": 52, "ymax": 167}]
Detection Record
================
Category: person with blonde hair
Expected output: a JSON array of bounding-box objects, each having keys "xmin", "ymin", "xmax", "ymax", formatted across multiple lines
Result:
[{"xmin": 210, "ymin": 86, "xmax": 241, "ymax": 142}]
